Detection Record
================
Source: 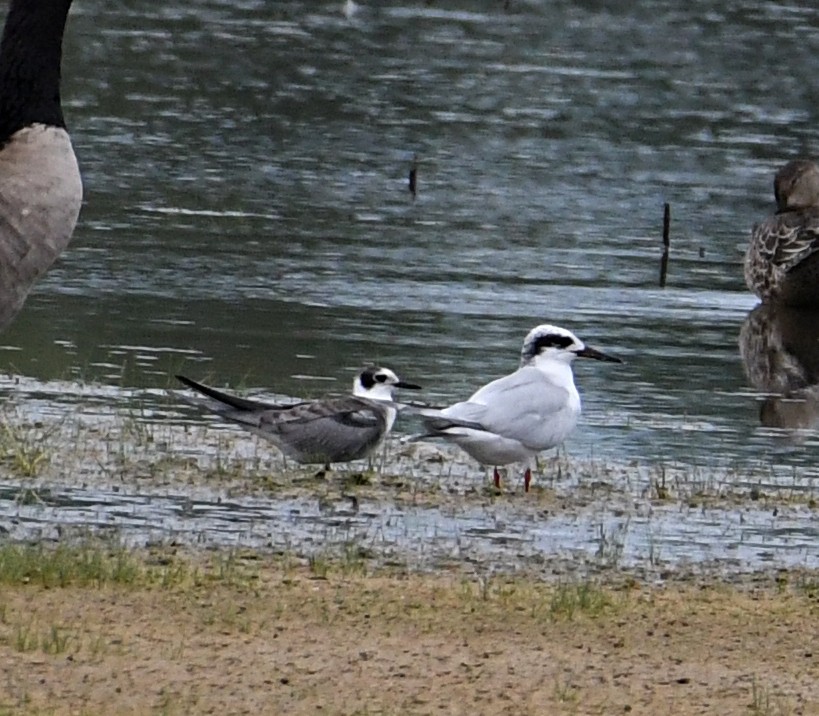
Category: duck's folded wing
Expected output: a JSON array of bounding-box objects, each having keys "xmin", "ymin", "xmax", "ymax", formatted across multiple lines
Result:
[{"xmin": 755, "ymin": 211, "xmax": 819, "ymax": 270}]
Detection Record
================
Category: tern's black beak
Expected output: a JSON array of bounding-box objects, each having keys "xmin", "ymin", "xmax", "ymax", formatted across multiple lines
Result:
[
  {"xmin": 395, "ymin": 380, "xmax": 422, "ymax": 390},
  {"xmin": 575, "ymin": 345, "xmax": 622, "ymax": 363}
]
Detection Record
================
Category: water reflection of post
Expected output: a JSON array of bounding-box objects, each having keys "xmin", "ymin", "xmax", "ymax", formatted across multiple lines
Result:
[{"xmin": 739, "ymin": 303, "xmax": 819, "ymax": 429}]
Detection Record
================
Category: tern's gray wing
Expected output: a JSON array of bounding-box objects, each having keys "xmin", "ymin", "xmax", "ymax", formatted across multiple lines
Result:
[
  {"xmin": 427, "ymin": 367, "xmax": 574, "ymax": 448},
  {"xmin": 175, "ymin": 375, "xmax": 283, "ymax": 412},
  {"xmin": 251, "ymin": 397, "xmax": 390, "ymax": 463}
]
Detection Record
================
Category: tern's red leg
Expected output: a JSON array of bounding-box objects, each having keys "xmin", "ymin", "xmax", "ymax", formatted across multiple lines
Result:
[
  {"xmin": 524, "ymin": 468, "xmax": 531, "ymax": 492},
  {"xmin": 493, "ymin": 467, "xmax": 501, "ymax": 489}
]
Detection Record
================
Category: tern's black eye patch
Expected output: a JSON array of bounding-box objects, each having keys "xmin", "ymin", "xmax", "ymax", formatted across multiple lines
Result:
[
  {"xmin": 359, "ymin": 368, "xmax": 377, "ymax": 389},
  {"xmin": 375, "ymin": 373, "xmax": 388, "ymax": 383},
  {"xmin": 533, "ymin": 334, "xmax": 575, "ymax": 352}
]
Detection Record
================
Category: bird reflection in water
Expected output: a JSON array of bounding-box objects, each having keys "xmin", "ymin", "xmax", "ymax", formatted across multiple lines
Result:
[{"xmin": 739, "ymin": 303, "xmax": 819, "ymax": 430}]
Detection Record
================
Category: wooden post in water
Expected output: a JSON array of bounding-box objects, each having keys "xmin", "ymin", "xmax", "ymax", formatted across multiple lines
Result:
[
  {"xmin": 409, "ymin": 155, "xmax": 418, "ymax": 200},
  {"xmin": 659, "ymin": 202, "xmax": 670, "ymax": 288}
]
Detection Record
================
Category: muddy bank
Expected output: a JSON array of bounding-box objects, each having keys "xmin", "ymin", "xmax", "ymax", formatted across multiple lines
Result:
[{"xmin": 0, "ymin": 391, "xmax": 816, "ymax": 583}]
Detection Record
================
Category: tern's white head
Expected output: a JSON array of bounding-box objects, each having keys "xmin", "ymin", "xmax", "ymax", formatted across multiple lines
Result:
[
  {"xmin": 352, "ymin": 366, "xmax": 422, "ymax": 401},
  {"xmin": 520, "ymin": 324, "xmax": 621, "ymax": 368}
]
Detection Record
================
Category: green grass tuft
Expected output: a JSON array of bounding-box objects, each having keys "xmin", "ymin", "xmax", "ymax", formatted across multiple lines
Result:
[
  {"xmin": 548, "ymin": 580, "xmax": 612, "ymax": 620},
  {"xmin": 0, "ymin": 542, "xmax": 142, "ymax": 588}
]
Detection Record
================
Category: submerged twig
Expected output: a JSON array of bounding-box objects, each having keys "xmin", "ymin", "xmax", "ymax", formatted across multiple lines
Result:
[
  {"xmin": 659, "ymin": 202, "xmax": 670, "ymax": 288},
  {"xmin": 409, "ymin": 155, "xmax": 418, "ymax": 199}
]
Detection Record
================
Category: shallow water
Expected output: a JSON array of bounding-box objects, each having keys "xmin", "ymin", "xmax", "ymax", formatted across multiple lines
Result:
[
  {"xmin": 2, "ymin": 0, "xmax": 819, "ymax": 574},
  {"xmin": 5, "ymin": 0, "xmax": 818, "ymax": 468},
  {"xmin": 3, "ymin": 460, "xmax": 818, "ymax": 578}
]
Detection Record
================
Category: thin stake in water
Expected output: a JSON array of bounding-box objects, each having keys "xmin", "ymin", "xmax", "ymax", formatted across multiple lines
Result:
[
  {"xmin": 659, "ymin": 202, "xmax": 671, "ymax": 287},
  {"xmin": 409, "ymin": 155, "xmax": 418, "ymax": 199}
]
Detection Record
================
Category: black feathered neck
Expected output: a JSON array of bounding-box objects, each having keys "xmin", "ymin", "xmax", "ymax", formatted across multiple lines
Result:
[{"xmin": 0, "ymin": 0, "xmax": 74, "ymax": 144}]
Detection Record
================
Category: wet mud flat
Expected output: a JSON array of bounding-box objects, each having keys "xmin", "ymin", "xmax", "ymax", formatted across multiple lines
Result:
[
  {"xmin": 0, "ymin": 385, "xmax": 817, "ymax": 582},
  {"xmin": 0, "ymin": 389, "xmax": 818, "ymax": 714}
]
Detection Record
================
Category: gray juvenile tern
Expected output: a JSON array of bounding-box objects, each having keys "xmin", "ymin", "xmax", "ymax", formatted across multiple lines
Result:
[
  {"xmin": 413, "ymin": 324, "xmax": 621, "ymax": 491},
  {"xmin": 175, "ymin": 366, "xmax": 421, "ymax": 469}
]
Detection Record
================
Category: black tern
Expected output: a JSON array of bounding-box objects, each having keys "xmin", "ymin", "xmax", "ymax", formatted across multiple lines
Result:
[{"xmin": 175, "ymin": 366, "xmax": 421, "ymax": 468}]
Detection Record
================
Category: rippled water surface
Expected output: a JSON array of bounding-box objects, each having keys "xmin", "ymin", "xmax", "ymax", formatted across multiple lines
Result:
[{"xmin": 2, "ymin": 0, "xmax": 819, "ymax": 571}]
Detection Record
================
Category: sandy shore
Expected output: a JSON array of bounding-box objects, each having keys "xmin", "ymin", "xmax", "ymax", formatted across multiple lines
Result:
[{"xmin": 1, "ymin": 549, "xmax": 817, "ymax": 715}]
